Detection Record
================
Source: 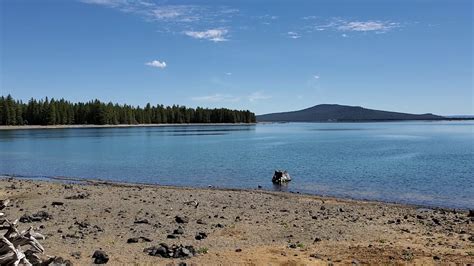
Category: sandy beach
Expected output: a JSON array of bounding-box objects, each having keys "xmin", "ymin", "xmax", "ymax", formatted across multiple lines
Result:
[{"xmin": 0, "ymin": 176, "xmax": 472, "ymax": 265}]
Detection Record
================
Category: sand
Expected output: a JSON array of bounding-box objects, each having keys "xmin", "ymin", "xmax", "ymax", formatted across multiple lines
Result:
[{"xmin": 0, "ymin": 177, "xmax": 472, "ymax": 265}]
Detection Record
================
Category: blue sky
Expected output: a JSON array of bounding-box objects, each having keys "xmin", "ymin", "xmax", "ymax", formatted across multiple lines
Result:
[{"xmin": 1, "ymin": 0, "xmax": 472, "ymax": 115}]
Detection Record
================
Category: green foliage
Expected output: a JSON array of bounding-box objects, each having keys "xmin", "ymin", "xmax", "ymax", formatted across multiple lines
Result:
[
  {"xmin": 0, "ymin": 95, "xmax": 256, "ymax": 125},
  {"xmin": 196, "ymin": 247, "xmax": 209, "ymax": 254}
]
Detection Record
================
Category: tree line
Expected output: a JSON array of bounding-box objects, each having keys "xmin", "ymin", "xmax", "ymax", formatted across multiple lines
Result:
[{"xmin": 0, "ymin": 95, "xmax": 256, "ymax": 125}]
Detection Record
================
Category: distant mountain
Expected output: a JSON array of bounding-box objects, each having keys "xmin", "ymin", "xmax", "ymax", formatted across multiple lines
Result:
[{"xmin": 257, "ymin": 104, "xmax": 444, "ymax": 122}]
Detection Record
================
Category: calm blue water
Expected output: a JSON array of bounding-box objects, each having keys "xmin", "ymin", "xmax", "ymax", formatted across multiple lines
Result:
[{"xmin": 0, "ymin": 122, "xmax": 473, "ymax": 209}]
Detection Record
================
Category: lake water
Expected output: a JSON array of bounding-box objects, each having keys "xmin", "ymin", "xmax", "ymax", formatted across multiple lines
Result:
[{"xmin": 0, "ymin": 121, "xmax": 473, "ymax": 209}]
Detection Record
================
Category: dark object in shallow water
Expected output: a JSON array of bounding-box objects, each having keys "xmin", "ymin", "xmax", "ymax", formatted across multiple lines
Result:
[{"xmin": 272, "ymin": 170, "xmax": 292, "ymax": 184}]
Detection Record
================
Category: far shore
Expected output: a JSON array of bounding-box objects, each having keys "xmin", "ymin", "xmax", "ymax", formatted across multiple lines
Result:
[
  {"xmin": 2, "ymin": 119, "xmax": 474, "ymax": 131},
  {"xmin": 0, "ymin": 175, "xmax": 472, "ymax": 264},
  {"xmin": 0, "ymin": 123, "xmax": 257, "ymax": 130}
]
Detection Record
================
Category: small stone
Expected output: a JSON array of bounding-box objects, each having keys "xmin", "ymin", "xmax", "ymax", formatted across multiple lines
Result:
[
  {"xmin": 173, "ymin": 227, "xmax": 185, "ymax": 235},
  {"xmin": 52, "ymin": 201, "xmax": 64, "ymax": 206},
  {"xmin": 70, "ymin": 251, "xmax": 81, "ymax": 259},
  {"xmin": 195, "ymin": 232, "xmax": 207, "ymax": 240},
  {"xmin": 134, "ymin": 218, "xmax": 149, "ymax": 224},
  {"xmin": 235, "ymin": 248, "xmax": 242, "ymax": 252},
  {"xmin": 92, "ymin": 250, "xmax": 109, "ymax": 264},
  {"xmin": 175, "ymin": 216, "xmax": 189, "ymax": 224},
  {"xmin": 433, "ymin": 255, "xmax": 441, "ymax": 260}
]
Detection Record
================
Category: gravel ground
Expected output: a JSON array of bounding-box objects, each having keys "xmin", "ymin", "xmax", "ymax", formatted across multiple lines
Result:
[{"xmin": 1, "ymin": 177, "xmax": 473, "ymax": 265}]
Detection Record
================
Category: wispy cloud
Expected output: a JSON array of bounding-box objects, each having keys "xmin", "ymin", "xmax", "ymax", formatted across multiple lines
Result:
[
  {"xmin": 313, "ymin": 75, "xmax": 320, "ymax": 79},
  {"xmin": 192, "ymin": 91, "xmax": 271, "ymax": 103},
  {"xmin": 338, "ymin": 21, "xmax": 399, "ymax": 32},
  {"xmin": 79, "ymin": 0, "xmax": 237, "ymax": 40},
  {"xmin": 191, "ymin": 94, "xmax": 240, "ymax": 102},
  {"xmin": 184, "ymin": 28, "xmax": 229, "ymax": 42},
  {"xmin": 287, "ymin": 31, "xmax": 302, "ymax": 39},
  {"xmin": 248, "ymin": 91, "xmax": 271, "ymax": 102},
  {"xmin": 307, "ymin": 17, "xmax": 400, "ymax": 34},
  {"xmin": 145, "ymin": 60, "xmax": 166, "ymax": 69}
]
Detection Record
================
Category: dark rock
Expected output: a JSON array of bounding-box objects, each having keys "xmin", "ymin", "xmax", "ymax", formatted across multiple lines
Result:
[
  {"xmin": 416, "ymin": 214, "xmax": 426, "ymax": 220},
  {"xmin": 167, "ymin": 234, "xmax": 177, "ymax": 239},
  {"xmin": 92, "ymin": 250, "xmax": 109, "ymax": 264},
  {"xmin": 432, "ymin": 218, "xmax": 441, "ymax": 225},
  {"xmin": 173, "ymin": 227, "xmax": 185, "ymax": 235},
  {"xmin": 52, "ymin": 201, "xmax": 64, "ymax": 206},
  {"xmin": 433, "ymin": 255, "xmax": 441, "ymax": 260},
  {"xmin": 127, "ymin": 237, "xmax": 152, "ymax": 243},
  {"xmin": 65, "ymin": 193, "xmax": 90, "ymax": 200},
  {"xmin": 320, "ymin": 206, "xmax": 326, "ymax": 211},
  {"xmin": 235, "ymin": 248, "xmax": 242, "ymax": 252},
  {"xmin": 468, "ymin": 235, "xmax": 474, "ymax": 242},
  {"xmin": 134, "ymin": 218, "xmax": 149, "ymax": 224},
  {"xmin": 195, "ymin": 232, "xmax": 207, "ymax": 240},
  {"xmin": 310, "ymin": 253, "xmax": 322, "ymax": 259},
  {"xmin": 196, "ymin": 219, "xmax": 207, "ymax": 225},
  {"xmin": 468, "ymin": 210, "xmax": 474, "ymax": 217},
  {"xmin": 175, "ymin": 216, "xmax": 189, "ymax": 224},
  {"xmin": 288, "ymin": 243, "xmax": 297, "ymax": 249},
  {"xmin": 144, "ymin": 243, "xmax": 196, "ymax": 259},
  {"xmin": 19, "ymin": 211, "xmax": 52, "ymax": 223},
  {"xmin": 314, "ymin": 237, "xmax": 322, "ymax": 243},
  {"xmin": 272, "ymin": 170, "xmax": 291, "ymax": 184}
]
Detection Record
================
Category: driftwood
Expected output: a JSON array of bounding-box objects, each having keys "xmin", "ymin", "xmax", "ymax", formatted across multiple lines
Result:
[{"xmin": 0, "ymin": 199, "xmax": 46, "ymax": 265}]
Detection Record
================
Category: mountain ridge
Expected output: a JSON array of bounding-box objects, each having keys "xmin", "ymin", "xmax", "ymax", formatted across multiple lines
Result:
[{"xmin": 256, "ymin": 104, "xmax": 444, "ymax": 122}]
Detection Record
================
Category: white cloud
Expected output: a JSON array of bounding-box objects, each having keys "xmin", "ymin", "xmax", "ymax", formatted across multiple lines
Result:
[
  {"xmin": 341, "ymin": 33, "xmax": 348, "ymax": 38},
  {"xmin": 80, "ymin": 0, "xmax": 124, "ymax": 7},
  {"xmin": 145, "ymin": 60, "xmax": 167, "ymax": 69},
  {"xmin": 225, "ymin": 72, "xmax": 232, "ymax": 75},
  {"xmin": 313, "ymin": 75, "xmax": 320, "ymax": 79},
  {"xmin": 287, "ymin": 31, "xmax": 301, "ymax": 39},
  {"xmin": 248, "ymin": 91, "xmax": 271, "ymax": 102},
  {"xmin": 310, "ymin": 18, "xmax": 400, "ymax": 34},
  {"xmin": 80, "ymin": 1, "xmax": 237, "ymax": 40},
  {"xmin": 191, "ymin": 91, "xmax": 271, "ymax": 103},
  {"xmin": 191, "ymin": 94, "xmax": 240, "ymax": 102},
  {"xmin": 184, "ymin": 29, "xmax": 229, "ymax": 42},
  {"xmin": 338, "ymin": 21, "xmax": 398, "ymax": 32}
]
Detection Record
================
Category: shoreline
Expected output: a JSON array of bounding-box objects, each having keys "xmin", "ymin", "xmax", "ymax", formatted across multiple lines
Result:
[
  {"xmin": 0, "ymin": 123, "xmax": 257, "ymax": 131},
  {"xmin": 1, "ymin": 174, "xmax": 467, "ymax": 212},
  {"xmin": 1, "ymin": 119, "xmax": 473, "ymax": 130},
  {"xmin": 1, "ymin": 176, "xmax": 472, "ymax": 264}
]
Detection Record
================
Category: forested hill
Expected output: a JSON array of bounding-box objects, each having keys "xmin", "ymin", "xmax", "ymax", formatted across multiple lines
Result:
[
  {"xmin": 0, "ymin": 95, "xmax": 256, "ymax": 125},
  {"xmin": 257, "ymin": 104, "xmax": 444, "ymax": 122}
]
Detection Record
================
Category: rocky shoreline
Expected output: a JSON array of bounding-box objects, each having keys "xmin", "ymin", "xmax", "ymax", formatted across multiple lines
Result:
[{"xmin": 1, "ymin": 177, "xmax": 472, "ymax": 265}]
